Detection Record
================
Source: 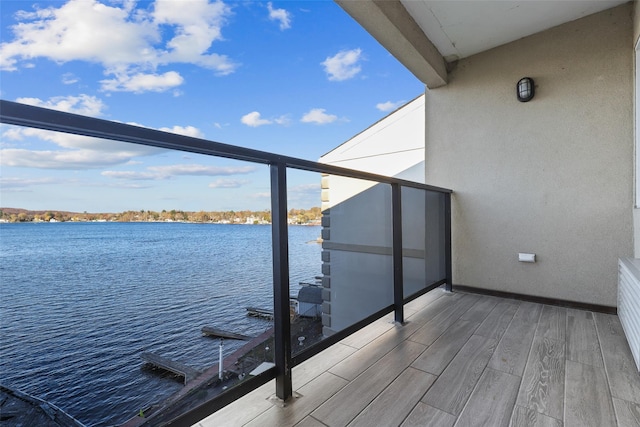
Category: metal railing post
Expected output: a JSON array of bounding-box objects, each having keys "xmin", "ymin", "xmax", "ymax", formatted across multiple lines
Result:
[
  {"xmin": 270, "ymin": 162, "xmax": 293, "ymax": 401},
  {"xmin": 392, "ymin": 183, "xmax": 404, "ymax": 324},
  {"xmin": 444, "ymin": 192, "xmax": 453, "ymax": 292}
]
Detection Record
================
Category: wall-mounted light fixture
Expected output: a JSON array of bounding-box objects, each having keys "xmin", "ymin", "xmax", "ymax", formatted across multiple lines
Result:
[{"xmin": 516, "ymin": 77, "xmax": 535, "ymax": 102}]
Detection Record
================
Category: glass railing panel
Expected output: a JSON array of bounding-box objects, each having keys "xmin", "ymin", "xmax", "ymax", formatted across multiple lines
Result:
[
  {"xmin": 424, "ymin": 191, "xmax": 448, "ymax": 284},
  {"xmin": 309, "ymin": 173, "xmax": 393, "ymax": 343},
  {"xmin": 0, "ymin": 132, "xmax": 275, "ymax": 425},
  {"xmin": 401, "ymin": 186, "xmax": 427, "ymax": 299},
  {"xmin": 401, "ymin": 187, "xmax": 448, "ymax": 300},
  {"xmin": 285, "ymin": 169, "xmax": 324, "ymax": 357}
]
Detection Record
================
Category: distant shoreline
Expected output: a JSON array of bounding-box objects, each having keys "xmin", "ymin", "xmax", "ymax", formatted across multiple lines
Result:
[
  {"xmin": 0, "ymin": 207, "xmax": 322, "ymax": 225},
  {"xmin": 0, "ymin": 220, "xmax": 321, "ymax": 225}
]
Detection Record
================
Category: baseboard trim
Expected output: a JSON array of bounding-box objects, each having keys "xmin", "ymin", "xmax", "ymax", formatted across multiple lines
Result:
[{"xmin": 453, "ymin": 284, "xmax": 617, "ymax": 315}]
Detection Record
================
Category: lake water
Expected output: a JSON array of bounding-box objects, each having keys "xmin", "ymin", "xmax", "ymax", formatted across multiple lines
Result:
[{"xmin": 0, "ymin": 222, "xmax": 321, "ymax": 426}]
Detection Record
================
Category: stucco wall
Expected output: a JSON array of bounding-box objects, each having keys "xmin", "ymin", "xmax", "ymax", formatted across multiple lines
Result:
[
  {"xmin": 634, "ymin": 1, "xmax": 640, "ymax": 257},
  {"xmin": 634, "ymin": 0, "xmax": 640, "ymax": 45},
  {"xmin": 634, "ymin": 210, "xmax": 640, "ymax": 258},
  {"xmin": 424, "ymin": 4, "xmax": 633, "ymax": 306}
]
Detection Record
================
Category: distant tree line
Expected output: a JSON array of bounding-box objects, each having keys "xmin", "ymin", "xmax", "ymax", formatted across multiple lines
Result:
[{"xmin": 0, "ymin": 207, "xmax": 322, "ymax": 225}]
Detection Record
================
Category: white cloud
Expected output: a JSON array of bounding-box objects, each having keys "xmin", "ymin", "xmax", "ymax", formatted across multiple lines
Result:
[
  {"xmin": 105, "ymin": 182, "xmax": 152, "ymax": 189},
  {"xmin": 322, "ymin": 48, "xmax": 363, "ymax": 81},
  {"xmin": 100, "ymin": 71, "xmax": 184, "ymax": 93},
  {"xmin": 158, "ymin": 125, "xmax": 205, "ymax": 138},
  {"xmin": 376, "ymin": 100, "xmax": 405, "ymax": 112},
  {"xmin": 1, "ymin": 1, "xmax": 158, "ymax": 70},
  {"xmin": 275, "ymin": 115, "xmax": 292, "ymax": 126},
  {"xmin": 301, "ymin": 108, "xmax": 337, "ymax": 125},
  {"xmin": 62, "ymin": 72, "xmax": 79, "ymax": 84},
  {"xmin": 101, "ymin": 170, "xmax": 159, "ymax": 180},
  {"xmin": 0, "ymin": 127, "xmax": 24, "ymax": 145},
  {"xmin": 147, "ymin": 164, "xmax": 256, "ymax": 177},
  {"xmin": 1, "ymin": 0, "xmax": 238, "ymax": 93},
  {"xmin": 0, "ymin": 176, "xmax": 57, "ymax": 190},
  {"xmin": 0, "ymin": 148, "xmax": 143, "ymax": 169},
  {"xmin": 241, "ymin": 111, "xmax": 272, "ymax": 127},
  {"xmin": 102, "ymin": 164, "xmax": 256, "ymax": 181},
  {"xmin": 16, "ymin": 94, "xmax": 106, "ymax": 117},
  {"xmin": 209, "ymin": 178, "xmax": 250, "ymax": 189},
  {"xmin": 267, "ymin": 3, "xmax": 291, "ymax": 30},
  {"xmin": 152, "ymin": 0, "xmax": 234, "ymax": 73}
]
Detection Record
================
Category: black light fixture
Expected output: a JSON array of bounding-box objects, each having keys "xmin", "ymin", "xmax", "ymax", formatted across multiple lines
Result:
[{"xmin": 517, "ymin": 77, "xmax": 535, "ymax": 102}]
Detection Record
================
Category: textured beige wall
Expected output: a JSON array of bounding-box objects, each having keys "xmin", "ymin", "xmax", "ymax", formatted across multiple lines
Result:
[
  {"xmin": 634, "ymin": 0, "xmax": 640, "ymax": 45},
  {"xmin": 425, "ymin": 4, "xmax": 633, "ymax": 306},
  {"xmin": 635, "ymin": 1, "xmax": 640, "ymax": 257},
  {"xmin": 634, "ymin": 210, "xmax": 640, "ymax": 257}
]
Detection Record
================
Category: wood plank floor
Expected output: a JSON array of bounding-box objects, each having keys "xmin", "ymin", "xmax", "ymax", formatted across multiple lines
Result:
[{"xmin": 197, "ymin": 289, "xmax": 640, "ymax": 427}]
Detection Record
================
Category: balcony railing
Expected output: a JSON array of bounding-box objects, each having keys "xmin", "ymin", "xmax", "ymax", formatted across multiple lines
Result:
[{"xmin": 0, "ymin": 99, "xmax": 452, "ymax": 425}]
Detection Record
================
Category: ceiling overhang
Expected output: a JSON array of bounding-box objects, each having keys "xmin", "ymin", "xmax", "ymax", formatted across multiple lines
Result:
[
  {"xmin": 336, "ymin": 0, "xmax": 448, "ymax": 88},
  {"xmin": 337, "ymin": 0, "xmax": 629, "ymax": 89}
]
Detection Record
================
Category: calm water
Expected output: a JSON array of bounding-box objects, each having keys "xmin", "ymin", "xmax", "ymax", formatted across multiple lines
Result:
[{"xmin": 0, "ymin": 222, "xmax": 321, "ymax": 426}]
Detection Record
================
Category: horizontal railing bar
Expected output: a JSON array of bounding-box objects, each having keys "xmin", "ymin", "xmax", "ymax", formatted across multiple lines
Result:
[
  {"xmin": 0, "ymin": 100, "xmax": 452, "ymax": 194},
  {"xmin": 160, "ymin": 366, "xmax": 276, "ymax": 426}
]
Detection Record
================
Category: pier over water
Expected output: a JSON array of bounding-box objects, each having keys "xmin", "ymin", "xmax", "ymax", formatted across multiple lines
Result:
[{"xmin": 140, "ymin": 353, "xmax": 200, "ymax": 385}]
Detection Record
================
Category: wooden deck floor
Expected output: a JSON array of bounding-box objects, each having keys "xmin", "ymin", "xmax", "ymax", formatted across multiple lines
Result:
[{"xmin": 196, "ymin": 289, "xmax": 640, "ymax": 427}]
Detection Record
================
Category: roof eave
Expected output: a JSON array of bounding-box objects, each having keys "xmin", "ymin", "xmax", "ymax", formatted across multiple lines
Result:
[{"xmin": 336, "ymin": 0, "xmax": 447, "ymax": 89}]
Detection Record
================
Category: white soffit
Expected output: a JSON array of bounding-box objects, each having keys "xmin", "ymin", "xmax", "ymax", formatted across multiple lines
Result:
[{"xmin": 400, "ymin": 0, "xmax": 628, "ymax": 60}]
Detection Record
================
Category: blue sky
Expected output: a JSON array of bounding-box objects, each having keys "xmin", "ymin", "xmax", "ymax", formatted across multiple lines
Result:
[{"xmin": 0, "ymin": 0, "xmax": 423, "ymax": 212}]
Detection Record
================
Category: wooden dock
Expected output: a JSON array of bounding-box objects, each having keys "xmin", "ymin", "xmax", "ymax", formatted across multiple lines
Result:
[
  {"xmin": 0, "ymin": 384, "xmax": 85, "ymax": 427},
  {"xmin": 201, "ymin": 326, "xmax": 251, "ymax": 340},
  {"xmin": 141, "ymin": 352, "xmax": 200, "ymax": 385},
  {"xmin": 246, "ymin": 307, "xmax": 274, "ymax": 320}
]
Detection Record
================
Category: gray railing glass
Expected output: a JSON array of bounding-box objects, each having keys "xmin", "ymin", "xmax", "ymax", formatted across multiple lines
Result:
[
  {"xmin": 317, "ymin": 175, "xmax": 393, "ymax": 337},
  {"xmin": 401, "ymin": 187, "xmax": 449, "ymax": 299}
]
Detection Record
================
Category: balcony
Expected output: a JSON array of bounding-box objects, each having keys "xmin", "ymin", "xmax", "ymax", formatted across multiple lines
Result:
[
  {"xmin": 2, "ymin": 94, "xmax": 639, "ymax": 426},
  {"xmin": 3, "ymin": 95, "xmax": 638, "ymax": 426},
  {"xmin": 3, "ymin": 1, "xmax": 637, "ymax": 425},
  {"xmin": 196, "ymin": 288, "xmax": 640, "ymax": 427}
]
